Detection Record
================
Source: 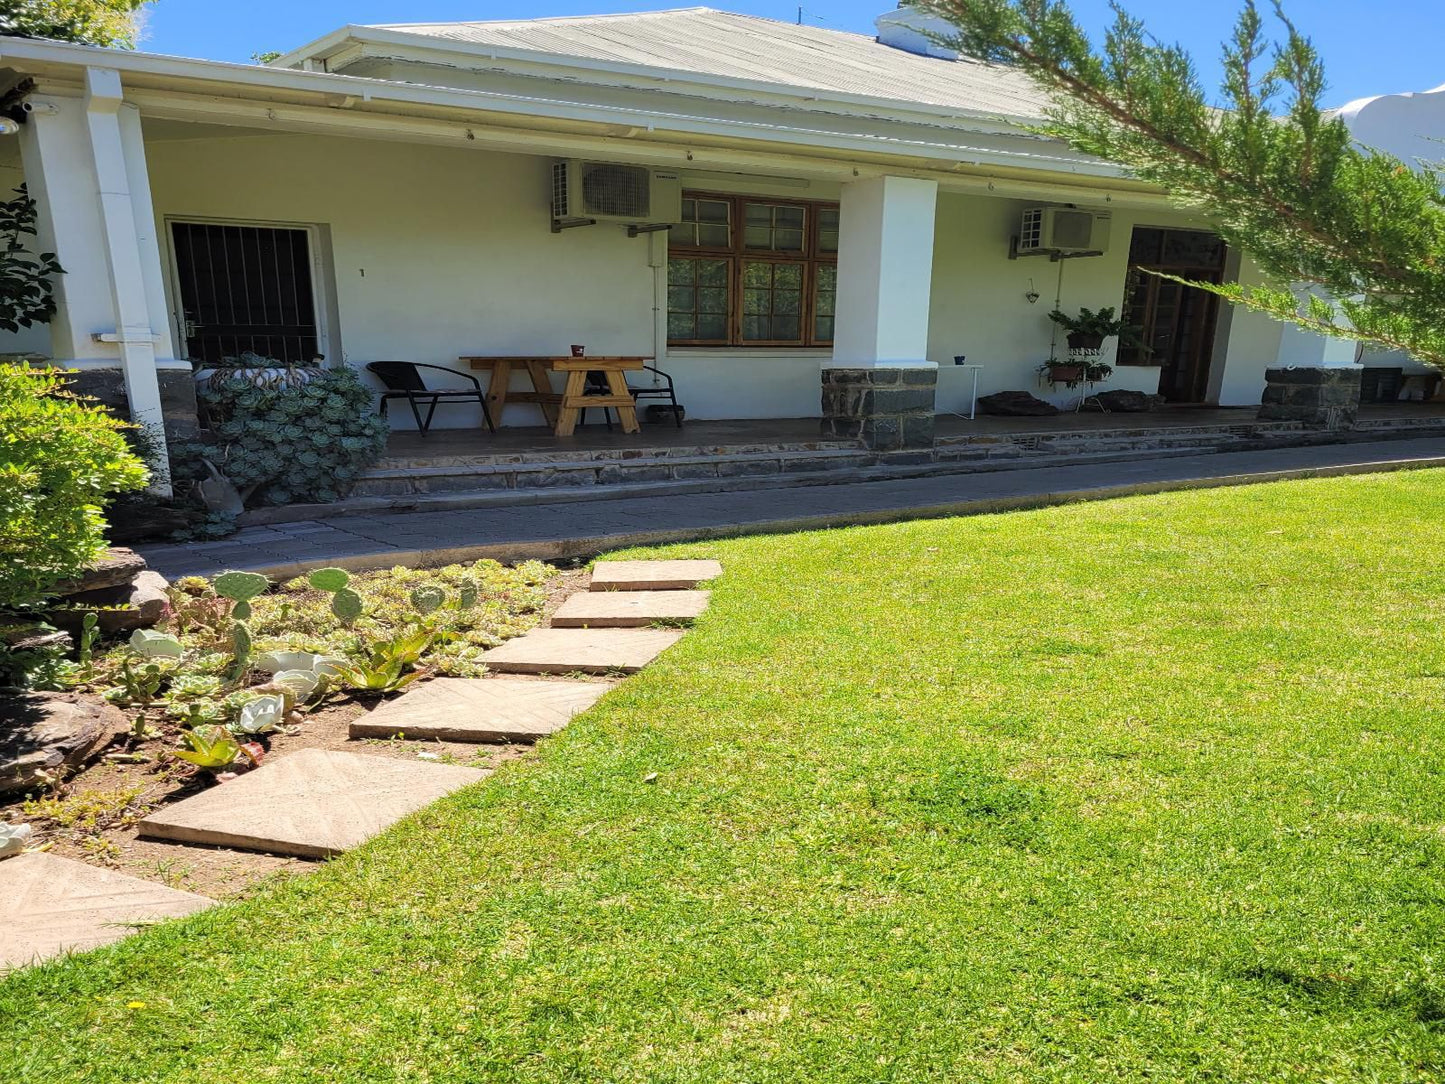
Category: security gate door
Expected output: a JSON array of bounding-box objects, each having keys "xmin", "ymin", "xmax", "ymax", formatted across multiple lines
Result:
[{"xmin": 171, "ymin": 221, "xmax": 321, "ymax": 364}]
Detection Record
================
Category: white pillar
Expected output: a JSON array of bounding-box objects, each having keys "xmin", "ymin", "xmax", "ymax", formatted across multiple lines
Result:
[
  {"xmin": 831, "ymin": 175, "xmax": 938, "ymax": 368},
  {"xmin": 19, "ymin": 68, "xmax": 173, "ymax": 492}
]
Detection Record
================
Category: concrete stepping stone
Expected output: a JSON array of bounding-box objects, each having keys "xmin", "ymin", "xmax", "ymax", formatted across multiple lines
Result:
[
  {"xmin": 138, "ymin": 748, "xmax": 487, "ymax": 859},
  {"xmin": 590, "ymin": 559, "xmax": 722, "ymax": 591},
  {"xmin": 482, "ymin": 627, "xmax": 684, "ymax": 675},
  {"xmin": 350, "ymin": 678, "xmax": 610, "ymax": 743},
  {"xmin": 551, "ymin": 589, "xmax": 710, "ymax": 628},
  {"xmin": 0, "ymin": 852, "xmax": 213, "ymax": 972}
]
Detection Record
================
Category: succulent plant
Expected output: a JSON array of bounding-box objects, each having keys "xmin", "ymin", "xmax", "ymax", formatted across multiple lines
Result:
[
  {"xmin": 173, "ymin": 725, "xmax": 243, "ymax": 771},
  {"xmin": 231, "ymin": 694, "xmax": 287, "ymax": 736},
  {"xmin": 410, "ymin": 585, "xmax": 446, "ymax": 616},
  {"xmin": 229, "ymin": 620, "xmax": 253, "ymax": 681},
  {"xmin": 308, "ymin": 567, "xmax": 351, "ymax": 592},
  {"xmin": 129, "ymin": 628, "xmax": 185, "ymax": 660},
  {"xmin": 214, "ymin": 571, "xmax": 269, "ymax": 620},
  {"xmin": 331, "ymin": 588, "xmax": 363, "ymax": 626},
  {"xmin": 0, "ymin": 822, "xmax": 34, "ymax": 859},
  {"xmin": 456, "ymin": 578, "xmax": 479, "ymax": 611}
]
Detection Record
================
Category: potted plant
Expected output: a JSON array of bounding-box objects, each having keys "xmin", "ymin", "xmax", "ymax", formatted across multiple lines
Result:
[
  {"xmin": 1043, "ymin": 307, "xmax": 1138, "ymax": 386},
  {"xmin": 194, "ymin": 351, "xmax": 324, "ymax": 393}
]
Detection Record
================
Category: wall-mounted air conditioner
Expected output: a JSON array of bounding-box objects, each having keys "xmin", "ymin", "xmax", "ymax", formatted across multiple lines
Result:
[
  {"xmin": 1016, "ymin": 206, "xmax": 1112, "ymax": 257},
  {"xmin": 550, "ymin": 161, "xmax": 683, "ymax": 229}
]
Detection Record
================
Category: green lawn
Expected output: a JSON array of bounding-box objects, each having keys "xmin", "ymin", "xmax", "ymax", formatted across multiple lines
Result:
[{"xmin": 5, "ymin": 471, "xmax": 1445, "ymax": 1082}]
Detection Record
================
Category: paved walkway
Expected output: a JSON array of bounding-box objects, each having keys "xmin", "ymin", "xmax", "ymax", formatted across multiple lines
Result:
[{"xmin": 139, "ymin": 438, "xmax": 1445, "ymax": 579}]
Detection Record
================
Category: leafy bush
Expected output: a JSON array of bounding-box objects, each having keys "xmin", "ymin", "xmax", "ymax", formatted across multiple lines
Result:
[
  {"xmin": 0, "ymin": 365, "xmax": 148, "ymax": 607},
  {"xmin": 176, "ymin": 367, "xmax": 388, "ymax": 506},
  {"xmin": 0, "ymin": 186, "xmax": 63, "ymax": 333}
]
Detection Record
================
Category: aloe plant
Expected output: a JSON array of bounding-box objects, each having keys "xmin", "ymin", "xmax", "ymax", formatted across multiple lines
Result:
[
  {"xmin": 213, "ymin": 571, "xmax": 269, "ymax": 621},
  {"xmin": 173, "ymin": 725, "xmax": 243, "ymax": 770}
]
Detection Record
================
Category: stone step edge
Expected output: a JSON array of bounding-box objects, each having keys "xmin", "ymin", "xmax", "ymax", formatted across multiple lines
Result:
[
  {"xmin": 373, "ymin": 439, "xmax": 865, "ymax": 469},
  {"xmin": 243, "ymin": 445, "xmax": 1228, "ymax": 527},
  {"xmin": 360, "ymin": 447, "xmax": 875, "ymax": 481},
  {"xmin": 236, "ymin": 426, "xmax": 1441, "ymax": 529},
  {"xmin": 935, "ymin": 421, "xmax": 1306, "ymax": 447}
]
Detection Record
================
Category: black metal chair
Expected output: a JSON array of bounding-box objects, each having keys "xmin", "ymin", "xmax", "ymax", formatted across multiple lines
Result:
[
  {"xmin": 366, "ymin": 362, "xmax": 495, "ymax": 436},
  {"xmin": 578, "ymin": 365, "xmax": 683, "ymax": 430}
]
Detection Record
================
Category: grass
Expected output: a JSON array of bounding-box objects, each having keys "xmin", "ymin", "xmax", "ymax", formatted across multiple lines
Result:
[{"xmin": 4, "ymin": 471, "xmax": 1445, "ymax": 1082}]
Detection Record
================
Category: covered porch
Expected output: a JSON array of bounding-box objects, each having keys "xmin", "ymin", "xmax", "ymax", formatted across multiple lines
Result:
[{"xmin": 0, "ymin": 42, "xmax": 1357, "ymax": 484}]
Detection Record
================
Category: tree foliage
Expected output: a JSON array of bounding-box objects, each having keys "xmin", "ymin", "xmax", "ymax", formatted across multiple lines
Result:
[
  {"xmin": 0, "ymin": 186, "xmax": 62, "ymax": 333},
  {"xmin": 0, "ymin": 365, "xmax": 148, "ymax": 608},
  {"xmin": 0, "ymin": 0, "xmax": 151, "ymax": 48},
  {"xmin": 914, "ymin": 0, "xmax": 1445, "ymax": 367}
]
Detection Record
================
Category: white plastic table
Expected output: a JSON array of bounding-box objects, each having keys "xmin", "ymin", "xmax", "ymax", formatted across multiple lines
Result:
[{"xmin": 954, "ymin": 363, "xmax": 984, "ymax": 420}]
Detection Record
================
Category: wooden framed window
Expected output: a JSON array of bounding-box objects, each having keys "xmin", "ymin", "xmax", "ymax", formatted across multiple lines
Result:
[{"xmin": 668, "ymin": 192, "xmax": 839, "ymax": 348}]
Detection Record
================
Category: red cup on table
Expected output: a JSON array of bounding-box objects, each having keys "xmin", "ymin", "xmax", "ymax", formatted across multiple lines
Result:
[{"xmin": 570, "ymin": 345, "xmax": 585, "ymax": 357}]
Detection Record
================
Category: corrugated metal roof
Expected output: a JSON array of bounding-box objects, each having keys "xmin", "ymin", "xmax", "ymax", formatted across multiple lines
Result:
[{"xmin": 370, "ymin": 7, "xmax": 1050, "ymax": 120}]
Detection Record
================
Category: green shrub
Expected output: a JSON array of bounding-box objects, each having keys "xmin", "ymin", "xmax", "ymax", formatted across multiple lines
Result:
[
  {"xmin": 0, "ymin": 365, "xmax": 148, "ymax": 607},
  {"xmin": 176, "ymin": 367, "xmax": 388, "ymax": 506}
]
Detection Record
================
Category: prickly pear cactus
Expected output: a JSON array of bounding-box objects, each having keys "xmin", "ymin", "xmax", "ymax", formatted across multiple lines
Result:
[
  {"xmin": 308, "ymin": 567, "xmax": 351, "ymax": 593},
  {"xmin": 230, "ymin": 620, "xmax": 253, "ymax": 680},
  {"xmin": 214, "ymin": 571, "xmax": 270, "ymax": 621},
  {"xmin": 410, "ymin": 585, "xmax": 446, "ymax": 616},
  {"xmin": 456, "ymin": 579, "xmax": 479, "ymax": 611},
  {"xmin": 331, "ymin": 587, "xmax": 364, "ymax": 626}
]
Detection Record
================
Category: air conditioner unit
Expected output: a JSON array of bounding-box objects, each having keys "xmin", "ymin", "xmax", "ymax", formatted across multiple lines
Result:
[
  {"xmin": 551, "ymin": 161, "xmax": 683, "ymax": 226},
  {"xmin": 1017, "ymin": 206, "xmax": 1112, "ymax": 256}
]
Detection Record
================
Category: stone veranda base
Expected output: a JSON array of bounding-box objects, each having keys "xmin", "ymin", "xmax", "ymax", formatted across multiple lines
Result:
[
  {"xmin": 63, "ymin": 365, "xmax": 201, "ymax": 440},
  {"xmin": 821, "ymin": 367, "xmax": 937, "ymax": 451},
  {"xmin": 1259, "ymin": 366, "xmax": 1362, "ymax": 429}
]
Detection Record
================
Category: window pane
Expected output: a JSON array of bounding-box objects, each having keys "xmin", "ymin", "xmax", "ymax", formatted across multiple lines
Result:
[
  {"xmin": 743, "ymin": 262, "xmax": 772, "ymax": 288},
  {"xmin": 776, "ymin": 206, "xmax": 804, "ymax": 229},
  {"xmin": 814, "ymin": 263, "xmax": 837, "ymax": 343},
  {"xmin": 774, "ymin": 290, "xmax": 801, "ymax": 315},
  {"xmin": 772, "ymin": 316, "xmax": 800, "ymax": 340},
  {"xmin": 698, "ymin": 224, "xmax": 730, "ymax": 248},
  {"xmin": 817, "ymin": 208, "xmax": 840, "ymax": 253},
  {"xmin": 744, "ymin": 225, "xmax": 772, "ymax": 250},
  {"xmin": 697, "ymin": 199, "xmax": 729, "ymax": 223},
  {"xmin": 814, "ymin": 315, "xmax": 835, "ymax": 341},
  {"xmin": 743, "ymin": 289, "xmax": 770, "ymax": 315},
  {"xmin": 775, "ymin": 229, "xmax": 804, "ymax": 251},
  {"xmin": 667, "ymin": 258, "xmax": 695, "ymax": 286},
  {"xmin": 774, "ymin": 264, "xmax": 803, "ymax": 289},
  {"xmin": 698, "ymin": 313, "xmax": 728, "ymax": 339},
  {"xmin": 742, "ymin": 315, "xmax": 768, "ymax": 340},
  {"xmin": 668, "ymin": 256, "xmax": 731, "ymax": 342},
  {"xmin": 698, "ymin": 260, "xmax": 728, "ymax": 287}
]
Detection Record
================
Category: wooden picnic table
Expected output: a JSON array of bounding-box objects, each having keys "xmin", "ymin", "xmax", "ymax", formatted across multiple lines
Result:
[{"xmin": 462, "ymin": 356, "xmax": 647, "ymax": 437}]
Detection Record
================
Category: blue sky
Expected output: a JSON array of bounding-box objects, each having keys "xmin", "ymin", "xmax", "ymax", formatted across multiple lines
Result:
[{"xmin": 137, "ymin": 1, "xmax": 1444, "ymax": 107}]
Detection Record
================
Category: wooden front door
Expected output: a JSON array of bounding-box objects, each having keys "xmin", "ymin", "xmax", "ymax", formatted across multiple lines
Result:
[{"xmin": 1118, "ymin": 228, "xmax": 1227, "ymax": 403}]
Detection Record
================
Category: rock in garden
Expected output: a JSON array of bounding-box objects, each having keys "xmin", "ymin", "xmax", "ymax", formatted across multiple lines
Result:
[
  {"xmin": 50, "ymin": 548, "xmax": 148, "ymax": 596},
  {"xmin": 0, "ymin": 692, "xmax": 126, "ymax": 796},
  {"xmin": 978, "ymin": 391, "xmax": 1061, "ymax": 417},
  {"xmin": 1090, "ymin": 389, "xmax": 1164, "ymax": 413},
  {"xmin": 62, "ymin": 570, "xmax": 171, "ymax": 632}
]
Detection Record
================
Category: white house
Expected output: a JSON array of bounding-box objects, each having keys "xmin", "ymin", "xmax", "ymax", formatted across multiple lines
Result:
[{"xmin": 0, "ymin": 6, "xmax": 1398, "ymax": 463}]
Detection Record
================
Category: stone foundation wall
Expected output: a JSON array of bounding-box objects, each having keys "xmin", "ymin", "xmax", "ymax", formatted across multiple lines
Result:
[
  {"xmin": 64, "ymin": 366, "xmax": 201, "ymax": 441},
  {"xmin": 821, "ymin": 367, "xmax": 937, "ymax": 451},
  {"xmin": 1258, "ymin": 366, "xmax": 1362, "ymax": 429}
]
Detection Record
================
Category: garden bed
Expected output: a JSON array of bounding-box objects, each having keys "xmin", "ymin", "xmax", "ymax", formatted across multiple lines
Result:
[{"xmin": 2, "ymin": 560, "xmax": 583, "ymax": 897}]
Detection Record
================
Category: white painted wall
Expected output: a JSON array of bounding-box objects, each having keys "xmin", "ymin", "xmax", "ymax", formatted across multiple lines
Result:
[
  {"xmin": 926, "ymin": 191, "xmax": 1279, "ymax": 410},
  {"xmin": 0, "ymin": 162, "xmax": 51, "ymax": 358}
]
